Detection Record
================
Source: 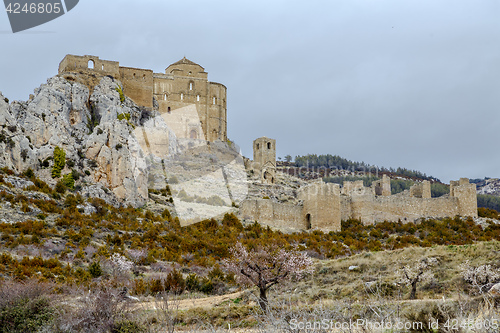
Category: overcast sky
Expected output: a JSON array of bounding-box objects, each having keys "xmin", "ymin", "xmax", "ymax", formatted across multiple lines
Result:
[{"xmin": 1, "ymin": 0, "xmax": 499, "ymax": 183}]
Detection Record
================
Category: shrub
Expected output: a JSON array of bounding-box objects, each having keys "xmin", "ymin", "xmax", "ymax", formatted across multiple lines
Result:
[
  {"xmin": 115, "ymin": 85, "xmax": 125, "ymax": 103},
  {"xmin": 20, "ymin": 149, "xmax": 28, "ymax": 162},
  {"xmin": 0, "ymin": 280, "xmax": 55, "ymax": 333},
  {"xmin": 51, "ymin": 146, "xmax": 66, "ymax": 178},
  {"xmin": 62, "ymin": 173, "xmax": 75, "ymax": 190},
  {"xmin": 112, "ymin": 320, "xmax": 146, "ymax": 333},
  {"xmin": 186, "ymin": 273, "xmax": 200, "ymax": 292},
  {"xmin": 23, "ymin": 168, "xmax": 34, "ymax": 180},
  {"xmin": 165, "ymin": 269, "xmax": 185, "ymax": 295},
  {"xmin": 117, "ymin": 113, "xmax": 130, "ymax": 121},
  {"xmin": 55, "ymin": 179, "xmax": 67, "ymax": 194},
  {"xmin": 88, "ymin": 261, "xmax": 102, "ymax": 278}
]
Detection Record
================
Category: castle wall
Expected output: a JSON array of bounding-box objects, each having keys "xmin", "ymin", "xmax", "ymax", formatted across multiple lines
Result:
[
  {"xmin": 345, "ymin": 194, "xmax": 461, "ymax": 225},
  {"xmin": 58, "ymin": 55, "xmax": 120, "ymax": 77},
  {"xmin": 300, "ymin": 182, "xmax": 341, "ymax": 232},
  {"xmin": 119, "ymin": 67, "xmax": 154, "ymax": 108},
  {"xmin": 239, "ymin": 199, "xmax": 304, "ymax": 229},
  {"xmin": 58, "ymin": 54, "xmax": 228, "ymax": 142}
]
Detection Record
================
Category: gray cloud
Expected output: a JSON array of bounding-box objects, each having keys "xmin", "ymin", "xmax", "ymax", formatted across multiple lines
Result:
[{"xmin": 1, "ymin": 0, "xmax": 499, "ymax": 182}]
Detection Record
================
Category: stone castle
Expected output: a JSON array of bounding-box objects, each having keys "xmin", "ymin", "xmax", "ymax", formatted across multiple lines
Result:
[
  {"xmin": 57, "ymin": 55, "xmax": 478, "ymax": 232},
  {"xmin": 58, "ymin": 54, "xmax": 227, "ymax": 142},
  {"xmin": 242, "ymin": 137, "xmax": 478, "ymax": 232}
]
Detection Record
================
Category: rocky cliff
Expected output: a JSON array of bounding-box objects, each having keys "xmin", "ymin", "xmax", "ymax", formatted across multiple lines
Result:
[{"xmin": 0, "ymin": 76, "xmax": 164, "ymax": 207}]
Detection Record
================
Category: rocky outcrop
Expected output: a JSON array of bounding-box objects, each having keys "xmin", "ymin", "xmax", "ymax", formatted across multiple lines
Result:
[
  {"xmin": 476, "ymin": 178, "xmax": 500, "ymax": 196},
  {"xmin": 0, "ymin": 76, "xmax": 155, "ymax": 207}
]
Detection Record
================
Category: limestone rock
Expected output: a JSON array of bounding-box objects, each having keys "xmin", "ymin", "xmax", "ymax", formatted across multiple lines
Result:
[{"xmin": 0, "ymin": 76, "xmax": 154, "ymax": 207}]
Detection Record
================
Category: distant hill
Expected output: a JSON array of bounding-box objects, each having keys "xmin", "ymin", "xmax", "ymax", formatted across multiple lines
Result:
[{"xmin": 289, "ymin": 154, "xmax": 440, "ymax": 182}]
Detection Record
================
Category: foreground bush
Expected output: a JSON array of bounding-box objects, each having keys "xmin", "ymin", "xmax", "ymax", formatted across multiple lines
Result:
[{"xmin": 0, "ymin": 280, "xmax": 54, "ymax": 333}]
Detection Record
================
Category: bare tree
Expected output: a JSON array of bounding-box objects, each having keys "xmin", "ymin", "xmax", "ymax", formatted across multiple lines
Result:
[
  {"xmin": 224, "ymin": 242, "xmax": 314, "ymax": 311},
  {"xmin": 397, "ymin": 257, "xmax": 437, "ymax": 300}
]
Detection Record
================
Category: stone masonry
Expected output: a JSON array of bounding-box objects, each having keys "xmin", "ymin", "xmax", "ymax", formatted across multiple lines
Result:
[{"xmin": 58, "ymin": 55, "xmax": 227, "ymax": 142}]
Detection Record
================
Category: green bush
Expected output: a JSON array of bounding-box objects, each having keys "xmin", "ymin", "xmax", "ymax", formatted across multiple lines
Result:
[
  {"xmin": 0, "ymin": 282, "xmax": 54, "ymax": 333},
  {"xmin": 112, "ymin": 320, "xmax": 146, "ymax": 333},
  {"xmin": 88, "ymin": 261, "xmax": 102, "ymax": 278},
  {"xmin": 62, "ymin": 173, "xmax": 75, "ymax": 190},
  {"xmin": 117, "ymin": 113, "xmax": 131, "ymax": 121},
  {"xmin": 51, "ymin": 146, "xmax": 66, "ymax": 178},
  {"xmin": 115, "ymin": 85, "xmax": 125, "ymax": 103}
]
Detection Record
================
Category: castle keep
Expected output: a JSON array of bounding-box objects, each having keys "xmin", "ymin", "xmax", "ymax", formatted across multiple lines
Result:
[{"xmin": 58, "ymin": 55, "xmax": 227, "ymax": 142}]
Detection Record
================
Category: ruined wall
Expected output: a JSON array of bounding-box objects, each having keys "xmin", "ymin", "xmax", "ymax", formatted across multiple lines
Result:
[
  {"xmin": 345, "ymin": 194, "xmax": 461, "ymax": 225},
  {"xmin": 373, "ymin": 174, "xmax": 391, "ymax": 196},
  {"xmin": 59, "ymin": 55, "xmax": 120, "ymax": 77},
  {"xmin": 450, "ymin": 178, "xmax": 478, "ymax": 217},
  {"xmin": 300, "ymin": 182, "xmax": 341, "ymax": 232},
  {"xmin": 239, "ymin": 199, "xmax": 304, "ymax": 229},
  {"xmin": 410, "ymin": 180, "xmax": 431, "ymax": 198}
]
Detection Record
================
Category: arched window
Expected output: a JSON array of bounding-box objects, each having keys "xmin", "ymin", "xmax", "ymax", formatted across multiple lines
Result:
[
  {"xmin": 190, "ymin": 130, "xmax": 197, "ymax": 139},
  {"xmin": 167, "ymin": 107, "xmax": 171, "ymax": 113},
  {"xmin": 213, "ymin": 97, "xmax": 216, "ymax": 105},
  {"xmin": 267, "ymin": 142, "xmax": 271, "ymax": 149},
  {"xmin": 180, "ymin": 93, "xmax": 184, "ymax": 101},
  {"xmin": 88, "ymin": 60, "xmax": 95, "ymax": 69},
  {"xmin": 101, "ymin": 65, "xmax": 104, "ymax": 70},
  {"xmin": 256, "ymin": 143, "xmax": 260, "ymax": 150},
  {"xmin": 143, "ymin": 74, "xmax": 146, "ymax": 80},
  {"xmin": 163, "ymin": 94, "xmax": 167, "ymax": 101},
  {"xmin": 197, "ymin": 95, "xmax": 200, "ymax": 102},
  {"xmin": 306, "ymin": 214, "xmax": 312, "ymax": 229},
  {"xmin": 189, "ymin": 82, "xmax": 193, "ymax": 90},
  {"xmin": 133, "ymin": 73, "xmax": 136, "ymax": 79}
]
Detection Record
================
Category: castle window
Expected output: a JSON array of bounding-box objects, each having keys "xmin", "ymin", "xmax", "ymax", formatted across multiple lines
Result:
[
  {"xmin": 88, "ymin": 60, "xmax": 95, "ymax": 69},
  {"xmin": 188, "ymin": 71, "xmax": 192, "ymax": 75},
  {"xmin": 189, "ymin": 82, "xmax": 193, "ymax": 90},
  {"xmin": 164, "ymin": 94, "xmax": 167, "ymax": 101},
  {"xmin": 213, "ymin": 97, "xmax": 216, "ymax": 105},
  {"xmin": 256, "ymin": 143, "xmax": 260, "ymax": 150},
  {"xmin": 180, "ymin": 93, "xmax": 184, "ymax": 101},
  {"xmin": 190, "ymin": 130, "xmax": 197, "ymax": 139},
  {"xmin": 143, "ymin": 74, "xmax": 146, "ymax": 80},
  {"xmin": 306, "ymin": 214, "xmax": 311, "ymax": 229},
  {"xmin": 133, "ymin": 73, "xmax": 136, "ymax": 79},
  {"xmin": 197, "ymin": 95, "xmax": 200, "ymax": 102},
  {"xmin": 101, "ymin": 65, "xmax": 104, "ymax": 70},
  {"xmin": 167, "ymin": 107, "xmax": 171, "ymax": 113},
  {"xmin": 267, "ymin": 142, "xmax": 271, "ymax": 149}
]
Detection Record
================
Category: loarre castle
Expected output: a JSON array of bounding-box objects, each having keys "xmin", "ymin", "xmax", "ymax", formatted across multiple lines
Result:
[{"xmin": 58, "ymin": 55, "xmax": 478, "ymax": 233}]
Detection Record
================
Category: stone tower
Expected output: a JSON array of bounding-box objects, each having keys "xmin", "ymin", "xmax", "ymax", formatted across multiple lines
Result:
[{"xmin": 253, "ymin": 137, "xmax": 276, "ymax": 184}]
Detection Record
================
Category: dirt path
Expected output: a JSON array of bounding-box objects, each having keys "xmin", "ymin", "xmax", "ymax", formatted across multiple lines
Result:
[{"xmin": 137, "ymin": 291, "xmax": 246, "ymax": 311}]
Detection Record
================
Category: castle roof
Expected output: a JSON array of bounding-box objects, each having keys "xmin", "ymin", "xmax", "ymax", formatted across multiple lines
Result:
[{"xmin": 170, "ymin": 57, "xmax": 204, "ymax": 69}]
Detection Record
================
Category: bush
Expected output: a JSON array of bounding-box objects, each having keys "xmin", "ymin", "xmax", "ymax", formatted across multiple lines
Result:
[
  {"xmin": 55, "ymin": 179, "xmax": 66, "ymax": 194},
  {"xmin": 112, "ymin": 320, "xmax": 146, "ymax": 333},
  {"xmin": 62, "ymin": 173, "xmax": 75, "ymax": 190},
  {"xmin": 51, "ymin": 146, "xmax": 66, "ymax": 178},
  {"xmin": 165, "ymin": 269, "xmax": 185, "ymax": 295},
  {"xmin": 88, "ymin": 261, "xmax": 102, "ymax": 278},
  {"xmin": 0, "ymin": 280, "xmax": 55, "ymax": 333},
  {"xmin": 115, "ymin": 85, "xmax": 125, "ymax": 103}
]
